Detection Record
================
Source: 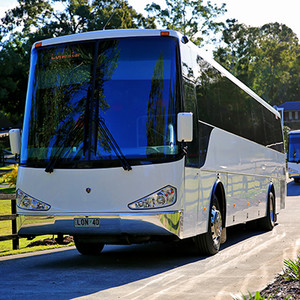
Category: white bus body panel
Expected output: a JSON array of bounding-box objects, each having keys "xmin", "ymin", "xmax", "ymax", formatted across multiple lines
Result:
[
  {"xmin": 184, "ymin": 127, "xmax": 285, "ymax": 234},
  {"xmin": 202, "ymin": 127, "xmax": 285, "ymax": 227},
  {"xmin": 17, "ymin": 159, "xmax": 191, "ymax": 238},
  {"xmin": 17, "ymin": 161, "xmax": 185, "ymax": 213}
]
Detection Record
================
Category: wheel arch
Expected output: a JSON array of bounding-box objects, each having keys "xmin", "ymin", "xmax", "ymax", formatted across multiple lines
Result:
[
  {"xmin": 257, "ymin": 182, "xmax": 277, "ymax": 230},
  {"xmin": 211, "ymin": 180, "xmax": 226, "ymax": 228}
]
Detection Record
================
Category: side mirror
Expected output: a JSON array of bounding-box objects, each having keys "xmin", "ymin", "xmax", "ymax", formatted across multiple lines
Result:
[
  {"xmin": 177, "ymin": 112, "xmax": 193, "ymax": 142},
  {"xmin": 9, "ymin": 129, "xmax": 21, "ymax": 155}
]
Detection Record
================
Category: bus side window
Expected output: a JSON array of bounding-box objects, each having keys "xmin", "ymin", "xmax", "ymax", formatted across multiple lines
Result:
[{"xmin": 183, "ymin": 78, "xmax": 199, "ymax": 167}]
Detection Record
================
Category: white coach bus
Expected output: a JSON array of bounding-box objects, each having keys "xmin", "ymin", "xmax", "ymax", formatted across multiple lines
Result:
[
  {"xmin": 10, "ymin": 29, "xmax": 286, "ymax": 255},
  {"xmin": 287, "ymin": 130, "xmax": 300, "ymax": 182}
]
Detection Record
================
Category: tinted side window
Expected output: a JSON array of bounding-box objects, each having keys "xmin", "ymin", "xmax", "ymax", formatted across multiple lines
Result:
[
  {"xmin": 195, "ymin": 56, "xmax": 284, "ymax": 153},
  {"xmin": 263, "ymin": 108, "xmax": 284, "ymax": 152},
  {"xmin": 183, "ymin": 78, "xmax": 199, "ymax": 167},
  {"xmin": 250, "ymin": 99, "xmax": 265, "ymax": 145}
]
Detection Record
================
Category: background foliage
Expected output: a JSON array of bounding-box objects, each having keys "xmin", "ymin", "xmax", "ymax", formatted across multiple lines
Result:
[{"xmin": 214, "ymin": 20, "xmax": 300, "ymax": 106}]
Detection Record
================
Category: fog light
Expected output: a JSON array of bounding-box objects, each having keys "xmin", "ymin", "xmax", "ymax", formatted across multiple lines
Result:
[
  {"xmin": 128, "ymin": 186, "xmax": 176, "ymax": 210},
  {"xmin": 16, "ymin": 189, "xmax": 51, "ymax": 211}
]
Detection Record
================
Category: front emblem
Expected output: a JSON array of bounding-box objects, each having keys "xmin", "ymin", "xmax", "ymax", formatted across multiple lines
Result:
[{"xmin": 86, "ymin": 188, "xmax": 91, "ymax": 194}]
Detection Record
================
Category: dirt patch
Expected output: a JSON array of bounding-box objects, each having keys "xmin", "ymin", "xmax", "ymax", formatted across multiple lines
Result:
[
  {"xmin": 26, "ymin": 236, "xmax": 74, "ymax": 247},
  {"xmin": 261, "ymin": 274, "xmax": 300, "ymax": 299}
]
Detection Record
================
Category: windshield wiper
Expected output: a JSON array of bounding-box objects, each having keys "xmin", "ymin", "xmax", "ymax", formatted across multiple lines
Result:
[
  {"xmin": 45, "ymin": 117, "xmax": 132, "ymax": 173},
  {"xmin": 45, "ymin": 121, "xmax": 83, "ymax": 173},
  {"xmin": 98, "ymin": 118, "xmax": 132, "ymax": 171}
]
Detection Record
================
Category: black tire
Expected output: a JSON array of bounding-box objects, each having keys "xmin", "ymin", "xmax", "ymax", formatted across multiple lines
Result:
[
  {"xmin": 194, "ymin": 195, "xmax": 222, "ymax": 255},
  {"xmin": 74, "ymin": 236, "xmax": 104, "ymax": 255},
  {"xmin": 258, "ymin": 192, "xmax": 275, "ymax": 231}
]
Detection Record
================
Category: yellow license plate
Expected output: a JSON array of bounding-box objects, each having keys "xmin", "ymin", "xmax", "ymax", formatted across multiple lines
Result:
[{"xmin": 74, "ymin": 218, "xmax": 100, "ymax": 228}]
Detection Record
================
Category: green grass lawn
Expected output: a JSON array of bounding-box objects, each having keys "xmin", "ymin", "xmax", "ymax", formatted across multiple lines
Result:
[
  {"xmin": 0, "ymin": 192, "xmax": 15, "ymax": 239},
  {"xmin": 0, "ymin": 236, "xmax": 74, "ymax": 256},
  {"xmin": 0, "ymin": 167, "xmax": 74, "ymax": 256},
  {"xmin": 0, "ymin": 165, "xmax": 15, "ymax": 172},
  {"xmin": 0, "ymin": 186, "xmax": 15, "ymax": 194}
]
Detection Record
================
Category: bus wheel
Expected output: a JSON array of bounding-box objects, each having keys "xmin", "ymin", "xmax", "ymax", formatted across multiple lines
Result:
[
  {"xmin": 258, "ymin": 192, "xmax": 275, "ymax": 231},
  {"xmin": 194, "ymin": 195, "xmax": 222, "ymax": 255},
  {"xmin": 74, "ymin": 237, "xmax": 104, "ymax": 255}
]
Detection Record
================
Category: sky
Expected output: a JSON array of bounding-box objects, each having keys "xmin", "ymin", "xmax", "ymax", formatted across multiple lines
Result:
[
  {"xmin": 127, "ymin": 0, "xmax": 300, "ymax": 39},
  {"xmin": 0, "ymin": 0, "xmax": 299, "ymax": 40}
]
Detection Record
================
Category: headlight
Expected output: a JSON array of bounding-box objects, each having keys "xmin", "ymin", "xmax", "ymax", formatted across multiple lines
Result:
[
  {"xmin": 128, "ymin": 186, "xmax": 177, "ymax": 210},
  {"xmin": 16, "ymin": 189, "xmax": 51, "ymax": 211}
]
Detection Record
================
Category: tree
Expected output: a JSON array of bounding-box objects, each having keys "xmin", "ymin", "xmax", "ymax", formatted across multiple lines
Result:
[
  {"xmin": 214, "ymin": 21, "xmax": 300, "ymax": 106},
  {"xmin": 0, "ymin": 0, "xmax": 52, "ymax": 39},
  {"xmin": 47, "ymin": 0, "xmax": 91, "ymax": 35},
  {"xmin": 0, "ymin": 35, "xmax": 30, "ymax": 124},
  {"xmin": 88, "ymin": 0, "xmax": 156, "ymax": 31},
  {"xmin": 145, "ymin": 0, "xmax": 226, "ymax": 45}
]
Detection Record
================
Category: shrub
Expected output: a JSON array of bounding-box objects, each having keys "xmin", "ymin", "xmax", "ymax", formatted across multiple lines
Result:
[
  {"xmin": 1, "ymin": 164, "xmax": 18, "ymax": 186},
  {"xmin": 234, "ymin": 291, "xmax": 272, "ymax": 300},
  {"xmin": 234, "ymin": 290, "xmax": 291, "ymax": 299},
  {"xmin": 283, "ymin": 254, "xmax": 300, "ymax": 282}
]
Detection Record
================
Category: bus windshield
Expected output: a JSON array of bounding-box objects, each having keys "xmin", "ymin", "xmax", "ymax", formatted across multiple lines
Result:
[
  {"xmin": 21, "ymin": 36, "xmax": 180, "ymax": 169},
  {"xmin": 288, "ymin": 134, "xmax": 300, "ymax": 162}
]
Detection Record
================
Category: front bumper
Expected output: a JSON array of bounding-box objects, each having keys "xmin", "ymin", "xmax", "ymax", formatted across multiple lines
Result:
[{"xmin": 17, "ymin": 211, "xmax": 183, "ymax": 240}]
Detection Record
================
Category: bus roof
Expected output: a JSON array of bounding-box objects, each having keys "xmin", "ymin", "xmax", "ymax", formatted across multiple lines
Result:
[{"xmin": 32, "ymin": 29, "xmax": 182, "ymax": 48}]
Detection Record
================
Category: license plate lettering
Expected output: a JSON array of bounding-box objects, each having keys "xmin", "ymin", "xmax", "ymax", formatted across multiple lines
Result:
[{"xmin": 74, "ymin": 218, "xmax": 100, "ymax": 228}]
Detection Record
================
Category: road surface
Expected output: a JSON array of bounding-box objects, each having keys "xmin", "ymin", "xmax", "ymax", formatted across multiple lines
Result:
[{"xmin": 1, "ymin": 179, "xmax": 300, "ymax": 300}]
